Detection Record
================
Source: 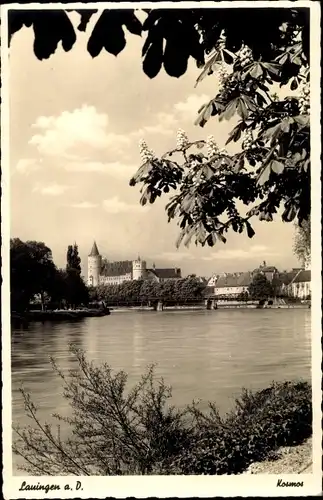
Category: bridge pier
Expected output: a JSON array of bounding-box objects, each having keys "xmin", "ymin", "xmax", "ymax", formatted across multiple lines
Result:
[
  {"xmin": 156, "ymin": 300, "xmax": 164, "ymax": 311},
  {"xmin": 206, "ymin": 299, "xmax": 217, "ymax": 310}
]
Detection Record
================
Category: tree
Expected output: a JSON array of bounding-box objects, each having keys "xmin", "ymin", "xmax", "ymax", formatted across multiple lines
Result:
[
  {"xmin": 248, "ymin": 273, "xmax": 274, "ymax": 300},
  {"xmin": 293, "ymin": 217, "xmax": 311, "ymax": 268},
  {"xmin": 66, "ymin": 243, "xmax": 81, "ymax": 275},
  {"xmin": 173, "ymin": 277, "xmax": 205, "ymax": 302},
  {"xmin": 10, "ymin": 239, "xmax": 58, "ymax": 312},
  {"xmin": 8, "ymin": 8, "xmax": 310, "ymax": 247},
  {"xmin": 48, "ymin": 269, "xmax": 69, "ymax": 309},
  {"xmin": 131, "ymin": 56, "xmax": 310, "ymax": 247},
  {"xmin": 65, "ymin": 243, "xmax": 88, "ymax": 308},
  {"xmin": 237, "ymin": 291, "xmax": 249, "ymax": 302},
  {"xmin": 64, "ymin": 269, "xmax": 89, "ymax": 309}
]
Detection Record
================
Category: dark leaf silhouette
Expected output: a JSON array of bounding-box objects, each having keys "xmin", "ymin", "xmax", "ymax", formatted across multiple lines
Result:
[
  {"xmin": 194, "ymin": 100, "xmax": 216, "ymax": 127},
  {"xmin": 88, "ymin": 10, "xmax": 140, "ymax": 58},
  {"xmin": 222, "ymin": 48, "xmax": 235, "ymax": 65},
  {"xmin": 225, "ymin": 122, "xmax": 246, "ymax": 145},
  {"xmin": 142, "ymin": 19, "xmax": 164, "ymax": 77},
  {"xmin": 282, "ymin": 204, "xmax": 297, "ymax": 223},
  {"xmin": 245, "ymin": 221, "xmax": 255, "ymax": 239},
  {"xmin": 143, "ymin": 35, "xmax": 164, "ymax": 79},
  {"xmin": 195, "ymin": 51, "xmax": 221, "ymax": 87},
  {"xmin": 122, "ymin": 11, "xmax": 143, "ymax": 36},
  {"xmin": 74, "ymin": 10, "xmax": 98, "ymax": 32},
  {"xmin": 8, "ymin": 10, "xmax": 34, "ymax": 45},
  {"xmin": 290, "ymin": 77, "xmax": 298, "ymax": 91},
  {"xmin": 32, "ymin": 11, "xmax": 76, "ymax": 60},
  {"xmin": 87, "ymin": 11, "xmax": 106, "ymax": 57},
  {"xmin": 163, "ymin": 36, "xmax": 189, "ymax": 78}
]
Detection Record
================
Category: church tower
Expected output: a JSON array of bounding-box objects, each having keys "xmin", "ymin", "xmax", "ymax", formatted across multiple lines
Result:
[
  {"xmin": 132, "ymin": 256, "xmax": 147, "ymax": 280},
  {"xmin": 88, "ymin": 241, "xmax": 101, "ymax": 287}
]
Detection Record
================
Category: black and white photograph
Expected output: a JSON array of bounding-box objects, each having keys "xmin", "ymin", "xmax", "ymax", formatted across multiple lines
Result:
[{"xmin": 1, "ymin": 2, "xmax": 322, "ymax": 498}]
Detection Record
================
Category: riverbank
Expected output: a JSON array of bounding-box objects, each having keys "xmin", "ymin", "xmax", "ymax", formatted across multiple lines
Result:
[
  {"xmin": 245, "ymin": 437, "xmax": 312, "ymax": 474},
  {"xmin": 11, "ymin": 308, "xmax": 111, "ymax": 322},
  {"xmin": 109, "ymin": 304, "xmax": 310, "ymax": 312},
  {"xmin": 110, "ymin": 304, "xmax": 220, "ymax": 312}
]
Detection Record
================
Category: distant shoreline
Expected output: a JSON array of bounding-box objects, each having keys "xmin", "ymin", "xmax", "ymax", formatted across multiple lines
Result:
[
  {"xmin": 110, "ymin": 303, "xmax": 310, "ymax": 312},
  {"xmin": 11, "ymin": 308, "xmax": 111, "ymax": 323},
  {"xmin": 11, "ymin": 302, "xmax": 310, "ymax": 323}
]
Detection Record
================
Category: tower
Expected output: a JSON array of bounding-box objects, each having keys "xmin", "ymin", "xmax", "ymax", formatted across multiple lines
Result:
[
  {"xmin": 132, "ymin": 256, "xmax": 147, "ymax": 280},
  {"xmin": 88, "ymin": 241, "xmax": 101, "ymax": 287}
]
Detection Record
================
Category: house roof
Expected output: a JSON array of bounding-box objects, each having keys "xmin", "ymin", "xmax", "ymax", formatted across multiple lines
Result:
[
  {"xmin": 253, "ymin": 266, "xmax": 278, "ymax": 273},
  {"xmin": 277, "ymin": 270, "xmax": 300, "ymax": 286},
  {"xmin": 101, "ymin": 260, "xmax": 132, "ymax": 277},
  {"xmin": 215, "ymin": 272, "xmax": 252, "ymax": 288},
  {"xmin": 293, "ymin": 270, "xmax": 311, "ymax": 283},
  {"xmin": 148, "ymin": 268, "xmax": 181, "ymax": 279},
  {"xmin": 89, "ymin": 241, "xmax": 100, "ymax": 257}
]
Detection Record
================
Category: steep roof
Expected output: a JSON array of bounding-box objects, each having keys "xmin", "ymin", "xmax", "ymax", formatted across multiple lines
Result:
[
  {"xmin": 101, "ymin": 260, "xmax": 132, "ymax": 277},
  {"xmin": 215, "ymin": 272, "xmax": 252, "ymax": 288},
  {"xmin": 148, "ymin": 268, "xmax": 181, "ymax": 279},
  {"xmin": 293, "ymin": 270, "xmax": 311, "ymax": 283},
  {"xmin": 89, "ymin": 241, "xmax": 100, "ymax": 257}
]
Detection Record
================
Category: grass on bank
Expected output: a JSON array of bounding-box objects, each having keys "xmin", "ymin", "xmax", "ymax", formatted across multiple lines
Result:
[{"xmin": 13, "ymin": 344, "xmax": 312, "ymax": 476}]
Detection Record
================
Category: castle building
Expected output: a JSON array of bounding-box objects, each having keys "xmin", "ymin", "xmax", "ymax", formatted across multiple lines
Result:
[
  {"xmin": 88, "ymin": 241, "xmax": 102, "ymax": 287},
  {"xmin": 87, "ymin": 241, "xmax": 181, "ymax": 287}
]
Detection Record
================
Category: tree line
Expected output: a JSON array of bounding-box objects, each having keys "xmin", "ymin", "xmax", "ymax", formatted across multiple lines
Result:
[
  {"xmin": 90, "ymin": 277, "xmax": 206, "ymax": 306},
  {"xmin": 90, "ymin": 272, "xmax": 290, "ymax": 306},
  {"xmin": 10, "ymin": 239, "xmax": 89, "ymax": 312}
]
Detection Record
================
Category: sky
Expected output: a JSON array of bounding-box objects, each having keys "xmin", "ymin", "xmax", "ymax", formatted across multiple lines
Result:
[{"xmin": 8, "ymin": 10, "xmax": 300, "ymax": 278}]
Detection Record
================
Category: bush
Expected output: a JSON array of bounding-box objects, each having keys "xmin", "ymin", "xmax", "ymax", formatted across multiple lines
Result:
[
  {"xmin": 13, "ymin": 345, "xmax": 312, "ymax": 475},
  {"xmin": 171, "ymin": 381, "xmax": 312, "ymax": 475}
]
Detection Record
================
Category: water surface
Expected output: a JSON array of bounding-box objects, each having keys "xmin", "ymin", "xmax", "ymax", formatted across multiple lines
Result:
[{"xmin": 11, "ymin": 308, "xmax": 311, "ymax": 474}]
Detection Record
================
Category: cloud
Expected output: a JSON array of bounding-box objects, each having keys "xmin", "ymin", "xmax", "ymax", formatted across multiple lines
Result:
[
  {"xmin": 70, "ymin": 201, "xmax": 98, "ymax": 209},
  {"xmin": 65, "ymin": 161, "xmax": 137, "ymax": 178},
  {"xmin": 16, "ymin": 158, "xmax": 41, "ymax": 174},
  {"xmin": 131, "ymin": 112, "xmax": 177, "ymax": 139},
  {"xmin": 156, "ymin": 251, "xmax": 195, "ymax": 261},
  {"xmin": 130, "ymin": 95, "xmax": 210, "ymax": 141},
  {"xmin": 174, "ymin": 94, "xmax": 210, "ymax": 120},
  {"xmin": 202, "ymin": 245, "xmax": 278, "ymax": 261},
  {"xmin": 33, "ymin": 183, "xmax": 72, "ymax": 196},
  {"xmin": 102, "ymin": 196, "xmax": 147, "ymax": 214},
  {"xmin": 29, "ymin": 105, "xmax": 130, "ymax": 157}
]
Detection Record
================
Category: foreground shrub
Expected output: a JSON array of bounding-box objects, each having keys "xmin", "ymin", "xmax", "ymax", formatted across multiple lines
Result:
[
  {"xmin": 170, "ymin": 381, "xmax": 312, "ymax": 474},
  {"xmin": 13, "ymin": 345, "xmax": 312, "ymax": 475}
]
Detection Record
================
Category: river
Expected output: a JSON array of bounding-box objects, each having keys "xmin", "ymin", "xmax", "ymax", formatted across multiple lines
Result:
[{"xmin": 11, "ymin": 308, "xmax": 311, "ymax": 474}]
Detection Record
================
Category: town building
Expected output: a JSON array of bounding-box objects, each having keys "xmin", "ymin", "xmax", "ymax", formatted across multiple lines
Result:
[
  {"xmin": 213, "ymin": 272, "xmax": 252, "ymax": 298},
  {"xmin": 87, "ymin": 241, "xmax": 181, "ymax": 287},
  {"xmin": 276, "ymin": 269, "xmax": 302, "ymax": 296},
  {"xmin": 252, "ymin": 261, "xmax": 279, "ymax": 282},
  {"xmin": 280, "ymin": 269, "xmax": 311, "ymax": 299},
  {"xmin": 205, "ymin": 262, "xmax": 311, "ymax": 300}
]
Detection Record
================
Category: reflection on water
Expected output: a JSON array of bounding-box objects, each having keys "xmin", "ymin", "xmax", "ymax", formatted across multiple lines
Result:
[{"xmin": 11, "ymin": 308, "xmax": 311, "ymax": 474}]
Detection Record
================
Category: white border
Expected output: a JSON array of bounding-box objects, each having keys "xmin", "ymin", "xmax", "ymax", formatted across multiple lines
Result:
[{"xmin": 1, "ymin": 2, "xmax": 322, "ymax": 498}]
